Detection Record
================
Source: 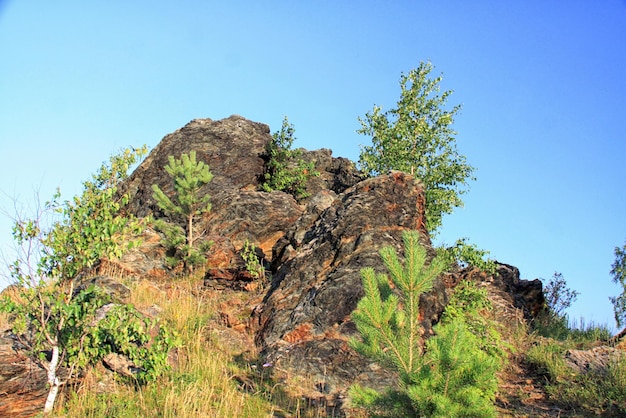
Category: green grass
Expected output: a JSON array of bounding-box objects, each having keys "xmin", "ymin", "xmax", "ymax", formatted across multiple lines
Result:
[{"xmin": 526, "ymin": 326, "xmax": 626, "ymax": 416}]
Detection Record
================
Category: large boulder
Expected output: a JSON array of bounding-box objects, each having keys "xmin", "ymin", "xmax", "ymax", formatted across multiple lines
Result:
[
  {"xmin": 119, "ymin": 116, "xmax": 365, "ymax": 280},
  {"xmin": 121, "ymin": 115, "xmax": 272, "ymax": 219},
  {"xmin": 251, "ymin": 171, "xmax": 446, "ymax": 405}
]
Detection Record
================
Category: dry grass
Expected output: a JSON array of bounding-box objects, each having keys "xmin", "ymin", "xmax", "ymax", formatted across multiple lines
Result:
[{"xmin": 57, "ymin": 276, "xmax": 276, "ymax": 418}]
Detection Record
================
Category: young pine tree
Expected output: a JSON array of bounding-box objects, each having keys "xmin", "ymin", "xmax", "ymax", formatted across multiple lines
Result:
[
  {"xmin": 407, "ymin": 318, "xmax": 500, "ymax": 417},
  {"xmin": 151, "ymin": 150, "xmax": 213, "ymax": 271},
  {"xmin": 350, "ymin": 230, "xmax": 500, "ymax": 417},
  {"xmin": 351, "ymin": 230, "xmax": 446, "ymax": 377}
]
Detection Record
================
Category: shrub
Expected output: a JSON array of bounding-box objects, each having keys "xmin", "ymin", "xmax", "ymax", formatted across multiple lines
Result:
[
  {"xmin": 241, "ymin": 240, "xmax": 265, "ymax": 279},
  {"xmin": 439, "ymin": 238, "xmax": 497, "ymax": 275},
  {"xmin": 262, "ymin": 116, "xmax": 319, "ymax": 200}
]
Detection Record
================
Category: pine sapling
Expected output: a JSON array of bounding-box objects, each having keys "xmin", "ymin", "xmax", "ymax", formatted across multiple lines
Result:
[{"xmin": 152, "ymin": 150, "xmax": 213, "ymax": 271}]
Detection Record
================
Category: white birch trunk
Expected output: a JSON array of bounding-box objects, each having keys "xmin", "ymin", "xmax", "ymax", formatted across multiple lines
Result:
[{"xmin": 43, "ymin": 344, "xmax": 61, "ymax": 416}]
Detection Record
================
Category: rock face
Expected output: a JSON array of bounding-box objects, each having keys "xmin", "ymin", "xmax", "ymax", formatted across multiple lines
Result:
[
  {"xmin": 0, "ymin": 334, "xmax": 48, "ymax": 418},
  {"xmin": 119, "ymin": 115, "xmax": 364, "ymax": 281},
  {"xmin": 251, "ymin": 171, "xmax": 444, "ymax": 404},
  {"xmin": 256, "ymin": 171, "xmax": 433, "ymax": 348}
]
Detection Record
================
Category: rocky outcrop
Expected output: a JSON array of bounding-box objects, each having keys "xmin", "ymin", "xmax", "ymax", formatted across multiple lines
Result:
[
  {"xmin": 251, "ymin": 171, "xmax": 443, "ymax": 403},
  {"xmin": 256, "ymin": 171, "xmax": 433, "ymax": 347},
  {"xmin": 565, "ymin": 346, "xmax": 626, "ymax": 375},
  {"xmin": 445, "ymin": 263, "xmax": 545, "ymax": 321},
  {"xmin": 115, "ymin": 116, "xmax": 548, "ymax": 411},
  {"xmin": 0, "ymin": 116, "xmax": 552, "ymax": 415},
  {"xmin": 121, "ymin": 116, "xmax": 272, "ymax": 219},
  {"xmin": 119, "ymin": 116, "xmax": 364, "ymax": 282},
  {"xmin": 0, "ymin": 334, "xmax": 48, "ymax": 418}
]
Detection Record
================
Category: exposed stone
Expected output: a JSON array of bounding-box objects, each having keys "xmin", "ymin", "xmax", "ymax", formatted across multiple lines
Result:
[
  {"xmin": 203, "ymin": 190, "xmax": 303, "ymax": 266},
  {"xmin": 120, "ymin": 116, "xmax": 365, "ymax": 281},
  {"xmin": 121, "ymin": 115, "xmax": 272, "ymax": 219},
  {"xmin": 102, "ymin": 352, "xmax": 143, "ymax": 378},
  {"xmin": 564, "ymin": 346, "xmax": 626, "ymax": 375},
  {"xmin": 0, "ymin": 116, "xmax": 556, "ymax": 416},
  {"xmin": 252, "ymin": 171, "xmax": 443, "ymax": 402},
  {"xmin": 446, "ymin": 263, "xmax": 546, "ymax": 322},
  {"xmin": 0, "ymin": 333, "xmax": 48, "ymax": 418},
  {"xmin": 298, "ymin": 148, "xmax": 366, "ymax": 198}
]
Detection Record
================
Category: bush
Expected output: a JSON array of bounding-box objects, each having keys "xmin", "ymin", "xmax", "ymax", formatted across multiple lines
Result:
[
  {"xmin": 438, "ymin": 238, "xmax": 497, "ymax": 275},
  {"xmin": 262, "ymin": 117, "xmax": 319, "ymax": 200}
]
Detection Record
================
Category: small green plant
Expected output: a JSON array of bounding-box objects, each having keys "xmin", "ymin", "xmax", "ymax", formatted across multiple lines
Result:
[
  {"xmin": 439, "ymin": 238, "xmax": 497, "ymax": 275},
  {"xmin": 350, "ymin": 231, "xmax": 447, "ymax": 377},
  {"xmin": 262, "ymin": 116, "xmax": 319, "ymax": 200},
  {"xmin": 91, "ymin": 304, "xmax": 180, "ymax": 384},
  {"xmin": 151, "ymin": 150, "xmax": 213, "ymax": 272},
  {"xmin": 406, "ymin": 318, "xmax": 500, "ymax": 417},
  {"xmin": 441, "ymin": 280, "xmax": 509, "ymax": 361},
  {"xmin": 241, "ymin": 240, "xmax": 265, "ymax": 279}
]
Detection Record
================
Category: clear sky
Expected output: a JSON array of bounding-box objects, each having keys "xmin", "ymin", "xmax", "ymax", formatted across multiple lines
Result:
[{"xmin": 1, "ymin": 1, "xmax": 625, "ymax": 331}]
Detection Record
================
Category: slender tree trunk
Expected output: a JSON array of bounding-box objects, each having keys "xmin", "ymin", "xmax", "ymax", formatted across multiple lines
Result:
[{"xmin": 43, "ymin": 344, "xmax": 61, "ymax": 416}]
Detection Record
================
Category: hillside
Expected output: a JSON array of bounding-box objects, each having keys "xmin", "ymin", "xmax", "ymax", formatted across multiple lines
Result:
[{"xmin": 1, "ymin": 116, "xmax": 624, "ymax": 417}]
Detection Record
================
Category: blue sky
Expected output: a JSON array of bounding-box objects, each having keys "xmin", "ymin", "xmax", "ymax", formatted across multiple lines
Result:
[{"xmin": 1, "ymin": 1, "xmax": 625, "ymax": 331}]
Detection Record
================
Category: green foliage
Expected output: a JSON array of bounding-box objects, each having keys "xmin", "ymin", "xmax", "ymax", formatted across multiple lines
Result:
[
  {"xmin": 1, "ymin": 282, "xmax": 110, "ymax": 373},
  {"xmin": 350, "ymin": 230, "xmax": 447, "ymax": 377},
  {"xmin": 609, "ymin": 240, "xmax": 626, "ymax": 327},
  {"xmin": 357, "ymin": 61, "xmax": 475, "ymax": 234},
  {"xmin": 91, "ymin": 304, "xmax": 180, "ymax": 383},
  {"xmin": 534, "ymin": 272, "xmax": 584, "ymax": 340},
  {"xmin": 351, "ymin": 235, "xmax": 502, "ymax": 416},
  {"xmin": 37, "ymin": 146, "xmax": 148, "ymax": 280},
  {"xmin": 542, "ymin": 272, "xmax": 579, "ymax": 318},
  {"xmin": 407, "ymin": 318, "xmax": 499, "ymax": 418},
  {"xmin": 151, "ymin": 150, "xmax": 213, "ymax": 271},
  {"xmin": 153, "ymin": 219, "xmax": 212, "ymax": 270},
  {"xmin": 439, "ymin": 238, "xmax": 497, "ymax": 275},
  {"xmin": 262, "ymin": 117, "xmax": 319, "ymax": 200},
  {"xmin": 441, "ymin": 280, "xmax": 509, "ymax": 360},
  {"xmin": 241, "ymin": 240, "xmax": 265, "ymax": 279},
  {"xmin": 0, "ymin": 146, "xmax": 180, "ymax": 414}
]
